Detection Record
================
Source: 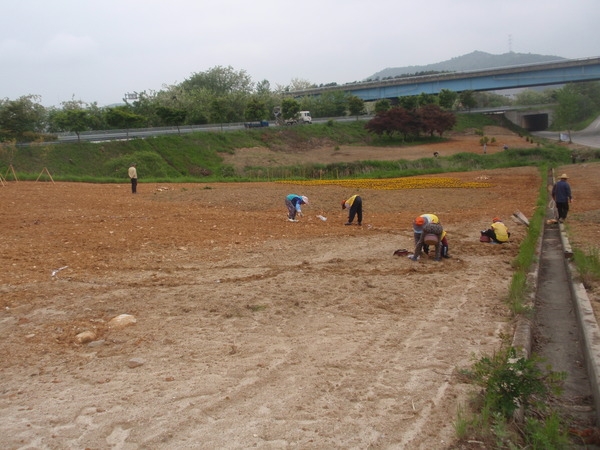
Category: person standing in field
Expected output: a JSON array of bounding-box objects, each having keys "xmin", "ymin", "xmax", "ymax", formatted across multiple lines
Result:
[
  {"xmin": 128, "ymin": 163, "xmax": 138, "ymax": 194},
  {"xmin": 552, "ymin": 173, "xmax": 572, "ymax": 223},
  {"xmin": 341, "ymin": 195, "xmax": 362, "ymax": 226},
  {"xmin": 285, "ymin": 194, "xmax": 309, "ymax": 222}
]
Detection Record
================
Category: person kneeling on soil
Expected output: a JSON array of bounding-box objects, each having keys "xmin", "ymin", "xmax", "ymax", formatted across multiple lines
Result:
[
  {"xmin": 341, "ymin": 195, "xmax": 362, "ymax": 226},
  {"xmin": 480, "ymin": 217, "xmax": 510, "ymax": 243},
  {"xmin": 410, "ymin": 222, "xmax": 444, "ymax": 262}
]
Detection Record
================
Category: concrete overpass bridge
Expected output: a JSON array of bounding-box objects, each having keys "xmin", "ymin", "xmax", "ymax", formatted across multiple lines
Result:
[{"xmin": 291, "ymin": 57, "xmax": 600, "ymax": 101}]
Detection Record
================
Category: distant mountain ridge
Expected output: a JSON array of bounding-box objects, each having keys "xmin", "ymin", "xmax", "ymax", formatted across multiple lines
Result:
[{"xmin": 367, "ymin": 51, "xmax": 567, "ymax": 80}]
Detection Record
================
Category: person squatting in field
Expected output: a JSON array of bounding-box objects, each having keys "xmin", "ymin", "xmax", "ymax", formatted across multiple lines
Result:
[
  {"xmin": 342, "ymin": 195, "xmax": 362, "ymax": 226},
  {"xmin": 411, "ymin": 221, "xmax": 445, "ymax": 262},
  {"xmin": 412, "ymin": 214, "xmax": 449, "ymax": 258},
  {"xmin": 285, "ymin": 194, "xmax": 309, "ymax": 222},
  {"xmin": 481, "ymin": 217, "xmax": 510, "ymax": 243}
]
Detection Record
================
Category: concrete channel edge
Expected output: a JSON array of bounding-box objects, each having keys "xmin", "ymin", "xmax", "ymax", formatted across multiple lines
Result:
[
  {"xmin": 560, "ymin": 224, "xmax": 600, "ymax": 421},
  {"xmin": 511, "ymin": 219, "xmax": 600, "ymax": 423}
]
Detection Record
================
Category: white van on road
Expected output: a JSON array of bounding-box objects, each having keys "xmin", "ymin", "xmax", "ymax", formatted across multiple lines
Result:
[{"xmin": 286, "ymin": 111, "xmax": 312, "ymax": 125}]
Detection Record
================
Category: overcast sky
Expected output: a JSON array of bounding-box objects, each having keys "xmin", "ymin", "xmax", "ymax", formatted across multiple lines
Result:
[{"xmin": 3, "ymin": 0, "xmax": 599, "ymax": 107}]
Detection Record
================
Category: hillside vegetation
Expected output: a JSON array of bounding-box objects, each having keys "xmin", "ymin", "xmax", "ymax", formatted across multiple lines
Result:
[
  {"xmin": 0, "ymin": 115, "xmax": 578, "ymax": 183},
  {"xmin": 368, "ymin": 50, "xmax": 566, "ymax": 81}
]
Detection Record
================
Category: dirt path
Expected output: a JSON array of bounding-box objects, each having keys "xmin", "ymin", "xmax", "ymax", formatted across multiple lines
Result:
[{"xmin": 1, "ymin": 129, "xmax": 599, "ymax": 448}]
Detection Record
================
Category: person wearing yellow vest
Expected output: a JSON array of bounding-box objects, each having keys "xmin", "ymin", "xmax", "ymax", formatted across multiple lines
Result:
[
  {"xmin": 481, "ymin": 217, "xmax": 510, "ymax": 243},
  {"xmin": 341, "ymin": 195, "xmax": 362, "ymax": 226},
  {"xmin": 412, "ymin": 214, "xmax": 450, "ymax": 258},
  {"xmin": 413, "ymin": 214, "xmax": 439, "ymax": 245},
  {"xmin": 410, "ymin": 222, "xmax": 445, "ymax": 261}
]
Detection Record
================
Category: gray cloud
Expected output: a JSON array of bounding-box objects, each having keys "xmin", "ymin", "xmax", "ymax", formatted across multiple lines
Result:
[{"xmin": 2, "ymin": 0, "xmax": 599, "ymax": 106}]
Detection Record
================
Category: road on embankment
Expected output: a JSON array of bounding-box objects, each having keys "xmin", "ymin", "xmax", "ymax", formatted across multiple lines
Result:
[{"xmin": 533, "ymin": 115, "xmax": 600, "ymax": 149}]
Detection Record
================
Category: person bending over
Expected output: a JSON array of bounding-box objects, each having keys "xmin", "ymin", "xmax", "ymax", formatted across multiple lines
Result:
[
  {"xmin": 342, "ymin": 195, "xmax": 362, "ymax": 226},
  {"xmin": 410, "ymin": 222, "xmax": 444, "ymax": 262},
  {"xmin": 285, "ymin": 194, "xmax": 308, "ymax": 222}
]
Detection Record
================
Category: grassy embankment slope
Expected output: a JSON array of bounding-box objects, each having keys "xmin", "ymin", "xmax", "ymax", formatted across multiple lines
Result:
[{"xmin": 0, "ymin": 115, "xmax": 575, "ymax": 182}]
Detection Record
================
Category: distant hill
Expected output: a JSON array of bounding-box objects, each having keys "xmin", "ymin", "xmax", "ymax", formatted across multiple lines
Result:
[{"xmin": 367, "ymin": 51, "xmax": 567, "ymax": 81}]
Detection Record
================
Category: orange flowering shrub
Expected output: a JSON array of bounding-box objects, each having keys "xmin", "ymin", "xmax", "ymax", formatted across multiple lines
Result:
[{"xmin": 277, "ymin": 177, "xmax": 492, "ymax": 190}]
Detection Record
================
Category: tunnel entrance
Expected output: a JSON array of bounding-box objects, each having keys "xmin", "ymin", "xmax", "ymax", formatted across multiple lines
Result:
[{"xmin": 522, "ymin": 113, "xmax": 549, "ymax": 131}]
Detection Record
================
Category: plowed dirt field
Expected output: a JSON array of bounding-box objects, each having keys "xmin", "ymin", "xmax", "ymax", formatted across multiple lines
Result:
[{"xmin": 1, "ymin": 127, "xmax": 598, "ymax": 449}]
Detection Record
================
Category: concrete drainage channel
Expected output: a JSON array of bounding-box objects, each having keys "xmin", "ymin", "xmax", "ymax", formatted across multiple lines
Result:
[{"xmin": 512, "ymin": 173, "xmax": 600, "ymax": 443}]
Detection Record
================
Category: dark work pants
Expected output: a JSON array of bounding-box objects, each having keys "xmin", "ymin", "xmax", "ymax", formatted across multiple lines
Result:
[
  {"xmin": 348, "ymin": 196, "xmax": 363, "ymax": 224},
  {"xmin": 131, "ymin": 178, "xmax": 137, "ymax": 194},
  {"xmin": 285, "ymin": 199, "xmax": 296, "ymax": 219},
  {"xmin": 556, "ymin": 202, "xmax": 569, "ymax": 220},
  {"xmin": 482, "ymin": 229, "xmax": 506, "ymax": 244}
]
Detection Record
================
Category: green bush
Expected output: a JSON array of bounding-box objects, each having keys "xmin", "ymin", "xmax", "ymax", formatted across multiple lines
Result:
[
  {"xmin": 470, "ymin": 347, "xmax": 561, "ymax": 418},
  {"xmin": 457, "ymin": 346, "xmax": 567, "ymax": 447}
]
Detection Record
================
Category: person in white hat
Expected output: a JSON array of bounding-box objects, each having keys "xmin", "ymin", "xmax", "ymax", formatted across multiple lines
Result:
[
  {"xmin": 285, "ymin": 194, "xmax": 308, "ymax": 222},
  {"xmin": 552, "ymin": 173, "xmax": 572, "ymax": 223}
]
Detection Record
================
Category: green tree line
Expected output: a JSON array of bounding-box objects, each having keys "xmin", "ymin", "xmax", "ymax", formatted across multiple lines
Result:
[{"xmin": 1, "ymin": 64, "xmax": 599, "ymax": 143}]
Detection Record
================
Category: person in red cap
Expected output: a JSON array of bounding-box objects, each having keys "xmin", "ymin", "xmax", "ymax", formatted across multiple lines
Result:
[
  {"xmin": 413, "ymin": 214, "xmax": 438, "ymax": 254},
  {"xmin": 411, "ymin": 213, "xmax": 450, "ymax": 259},
  {"xmin": 410, "ymin": 221, "xmax": 445, "ymax": 262},
  {"xmin": 480, "ymin": 217, "xmax": 510, "ymax": 243},
  {"xmin": 341, "ymin": 195, "xmax": 362, "ymax": 226}
]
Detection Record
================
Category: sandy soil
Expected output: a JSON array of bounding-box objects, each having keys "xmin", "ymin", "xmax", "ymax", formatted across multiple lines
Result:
[{"xmin": 1, "ymin": 126, "xmax": 598, "ymax": 449}]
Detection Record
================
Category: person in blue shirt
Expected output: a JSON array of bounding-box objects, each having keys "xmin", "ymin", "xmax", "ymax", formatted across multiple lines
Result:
[
  {"xmin": 552, "ymin": 173, "xmax": 572, "ymax": 223},
  {"xmin": 285, "ymin": 194, "xmax": 308, "ymax": 222}
]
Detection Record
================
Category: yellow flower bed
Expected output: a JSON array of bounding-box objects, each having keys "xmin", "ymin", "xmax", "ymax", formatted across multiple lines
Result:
[{"xmin": 276, "ymin": 177, "xmax": 492, "ymax": 190}]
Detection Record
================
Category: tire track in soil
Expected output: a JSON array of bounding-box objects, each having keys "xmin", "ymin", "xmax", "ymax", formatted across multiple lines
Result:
[
  {"xmin": 0, "ymin": 171, "xmax": 538, "ymax": 449},
  {"xmin": 150, "ymin": 237, "xmax": 512, "ymax": 448}
]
